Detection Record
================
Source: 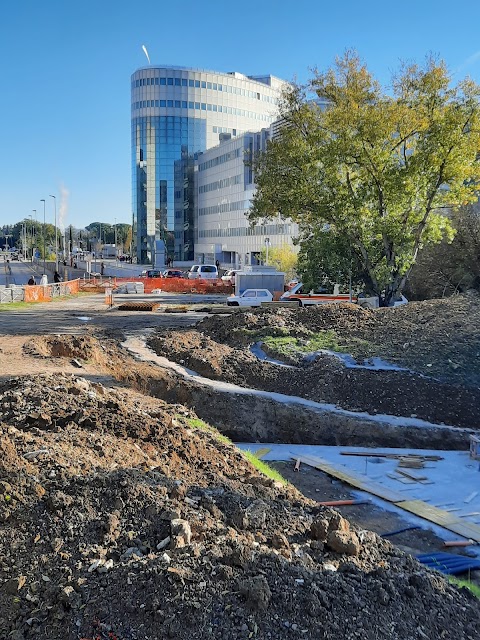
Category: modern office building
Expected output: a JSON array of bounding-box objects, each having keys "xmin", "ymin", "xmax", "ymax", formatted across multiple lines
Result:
[
  {"xmin": 194, "ymin": 128, "xmax": 299, "ymax": 267},
  {"xmin": 131, "ymin": 66, "xmax": 287, "ymax": 263}
]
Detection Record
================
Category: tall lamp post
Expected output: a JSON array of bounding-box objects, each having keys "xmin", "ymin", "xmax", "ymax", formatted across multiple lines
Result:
[
  {"xmin": 30, "ymin": 209, "xmax": 37, "ymax": 262},
  {"xmin": 114, "ymin": 218, "xmax": 117, "ymax": 258},
  {"xmin": 49, "ymin": 195, "xmax": 57, "ymax": 270},
  {"xmin": 40, "ymin": 199, "xmax": 46, "ymax": 275}
]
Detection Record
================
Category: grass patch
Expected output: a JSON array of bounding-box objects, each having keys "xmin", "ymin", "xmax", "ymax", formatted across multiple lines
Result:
[
  {"xmin": 449, "ymin": 576, "xmax": 480, "ymax": 599},
  {"xmin": 182, "ymin": 416, "xmax": 232, "ymax": 444},
  {"xmin": 261, "ymin": 331, "xmax": 376, "ymax": 360},
  {"xmin": 0, "ymin": 301, "xmax": 31, "ymax": 311},
  {"xmin": 263, "ymin": 330, "xmax": 348, "ymax": 356},
  {"xmin": 242, "ymin": 450, "xmax": 288, "ymax": 485}
]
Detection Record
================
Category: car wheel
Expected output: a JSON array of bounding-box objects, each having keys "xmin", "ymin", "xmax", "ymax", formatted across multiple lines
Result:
[{"xmin": 227, "ymin": 301, "xmax": 239, "ymax": 306}]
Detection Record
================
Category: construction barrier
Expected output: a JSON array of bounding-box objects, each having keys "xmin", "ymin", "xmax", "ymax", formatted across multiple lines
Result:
[
  {"xmin": 82, "ymin": 276, "xmax": 233, "ymax": 295},
  {"xmin": 23, "ymin": 279, "xmax": 80, "ymax": 303}
]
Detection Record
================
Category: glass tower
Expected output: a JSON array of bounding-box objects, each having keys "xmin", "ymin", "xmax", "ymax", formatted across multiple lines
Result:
[{"xmin": 131, "ymin": 66, "xmax": 285, "ymax": 263}]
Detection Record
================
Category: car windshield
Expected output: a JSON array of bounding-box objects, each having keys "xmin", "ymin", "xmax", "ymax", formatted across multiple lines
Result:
[
  {"xmin": 190, "ymin": 266, "xmax": 199, "ymax": 272},
  {"xmin": 201, "ymin": 265, "xmax": 216, "ymax": 272}
]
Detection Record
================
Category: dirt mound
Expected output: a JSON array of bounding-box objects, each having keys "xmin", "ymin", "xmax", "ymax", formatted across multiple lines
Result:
[
  {"xmin": 198, "ymin": 293, "xmax": 480, "ymax": 387},
  {"xmin": 1, "ymin": 373, "xmax": 479, "ymax": 639}
]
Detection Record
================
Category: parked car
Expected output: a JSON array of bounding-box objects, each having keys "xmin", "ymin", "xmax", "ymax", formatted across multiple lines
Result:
[
  {"xmin": 227, "ymin": 288, "xmax": 274, "ymax": 307},
  {"xmin": 162, "ymin": 269, "xmax": 185, "ymax": 278},
  {"xmin": 139, "ymin": 269, "xmax": 164, "ymax": 278},
  {"xmin": 187, "ymin": 265, "xmax": 218, "ymax": 280},
  {"xmin": 280, "ymin": 282, "xmax": 354, "ymax": 306},
  {"xmin": 221, "ymin": 269, "xmax": 239, "ymax": 285}
]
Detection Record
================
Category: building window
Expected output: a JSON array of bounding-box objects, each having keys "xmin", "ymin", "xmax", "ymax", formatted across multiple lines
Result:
[
  {"xmin": 175, "ymin": 78, "xmax": 181, "ymax": 86},
  {"xmin": 167, "ymin": 78, "xmax": 173, "ymax": 85},
  {"xmin": 160, "ymin": 78, "xmax": 166, "ymax": 85}
]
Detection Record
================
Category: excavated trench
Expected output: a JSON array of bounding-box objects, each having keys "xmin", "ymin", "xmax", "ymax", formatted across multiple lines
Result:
[
  {"xmin": 120, "ymin": 334, "xmax": 472, "ymax": 451},
  {"xmin": 31, "ymin": 333, "xmax": 474, "ymax": 451}
]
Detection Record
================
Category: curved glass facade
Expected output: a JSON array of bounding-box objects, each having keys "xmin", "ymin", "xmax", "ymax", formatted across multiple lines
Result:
[{"xmin": 131, "ymin": 66, "xmax": 285, "ymax": 262}]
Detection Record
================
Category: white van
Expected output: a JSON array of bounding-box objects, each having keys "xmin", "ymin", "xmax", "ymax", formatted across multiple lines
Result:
[{"xmin": 187, "ymin": 264, "xmax": 218, "ymax": 280}]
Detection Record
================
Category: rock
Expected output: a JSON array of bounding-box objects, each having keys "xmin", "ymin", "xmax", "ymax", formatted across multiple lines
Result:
[
  {"xmin": 239, "ymin": 575, "xmax": 272, "ymax": 611},
  {"xmin": 170, "ymin": 519, "xmax": 191, "ymax": 548},
  {"xmin": 231, "ymin": 500, "xmax": 267, "ymax": 531},
  {"xmin": 328, "ymin": 512, "xmax": 350, "ymax": 534},
  {"xmin": 229, "ymin": 543, "xmax": 253, "ymax": 569},
  {"xmin": 310, "ymin": 517, "xmax": 329, "ymax": 541},
  {"xmin": 326, "ymin": 530, "xmax": 361, "ymax": 556},
  {"xmin": 120, "ymin": 547, "xmax": 143, "ymax": 561},
  {"xmin": 156, "ymin": 536, "xmax": 171, "ymax": 551},
  {"xmin": 271, "ymin": 532, "xmax": 290, "ymax": 549},
  {"xmin": 97, "ymin": 559, "xmax": 114, "ymax": 573},
  {"xmin": 244, "ymin": 500, "xmax": 267, "ymax": 530}
]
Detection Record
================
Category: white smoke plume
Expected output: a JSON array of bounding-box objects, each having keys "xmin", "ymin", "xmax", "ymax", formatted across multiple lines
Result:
[{"xmin": 58, "ymin": 185, "xmax": 69, "ymax": 231}]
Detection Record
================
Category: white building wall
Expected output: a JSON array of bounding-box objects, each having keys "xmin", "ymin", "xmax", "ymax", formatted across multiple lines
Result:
[{"xmin": 195, "ymin": 131, "xmax": 299, "ymax": 267}]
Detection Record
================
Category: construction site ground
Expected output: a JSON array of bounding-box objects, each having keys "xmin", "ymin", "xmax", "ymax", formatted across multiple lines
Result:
[{"xmin": 0, "ymin": 292, "xmax": 479, "ymax": 639}]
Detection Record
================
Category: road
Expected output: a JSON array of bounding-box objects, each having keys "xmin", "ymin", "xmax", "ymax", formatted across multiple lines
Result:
[
  {"xmin": 0, "ymin": 292, "xmax": 225, "ymax": 335},
  {"xmin": 0, "ymin": 258, "xmax": 40, "ymax": 287}
]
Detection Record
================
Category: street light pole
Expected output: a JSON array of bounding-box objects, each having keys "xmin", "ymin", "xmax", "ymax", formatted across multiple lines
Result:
[
  {"xmin": 265, "ymin": 237, "xmax": 271, "ymax": 265},
  {"xmin": 40, "ymin": 199, "xmax": 46, "ymax": 275},
  {"xmin": 114, "ymin": 218, "xmax": 117, "ymax": 259},
  {"xmin": 49, "ymin": 195, "xmax": 57, "ymax": 270}
]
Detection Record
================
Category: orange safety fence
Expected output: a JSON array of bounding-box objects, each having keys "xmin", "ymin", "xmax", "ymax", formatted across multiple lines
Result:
[
  {"xmin": 82, "ymin": 276, "xmax": 233, "ymax": 295},
  {"xmin": 23, "ymin": 279, "xmax": 80, "ymax": 303}
]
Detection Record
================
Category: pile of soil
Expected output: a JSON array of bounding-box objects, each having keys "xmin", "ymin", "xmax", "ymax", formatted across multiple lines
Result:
[
  {"xmin": 199, "ymin": 293, "xmax": 480, "ymax": 387},
  {"xmin": 1, "ymin": 373, "xmax": 479, "ymax": 640},
  {"xmin": 148, "ymin": 314, "xmax": 480, "ymax": 429}
]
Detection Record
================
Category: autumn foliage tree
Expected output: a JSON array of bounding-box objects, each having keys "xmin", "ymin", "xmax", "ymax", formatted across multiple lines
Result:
[{"xmin": 249, "ymin": 52, "xmax": 480, "ymax": 305}]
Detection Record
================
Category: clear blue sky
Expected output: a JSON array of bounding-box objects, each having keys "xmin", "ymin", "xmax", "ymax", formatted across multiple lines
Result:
[{"xmin": 1, "ymin": 0, "xmax": 480, "ymax": 230}]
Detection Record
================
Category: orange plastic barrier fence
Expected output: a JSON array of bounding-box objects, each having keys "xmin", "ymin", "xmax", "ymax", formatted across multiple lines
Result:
[
  {"xmin": 113, "ymin": 276, "xmax": 233, "ymax": 295},
  {"xmin": 23, "ymin": 279, "xmax": 80, "ymax": 303}
]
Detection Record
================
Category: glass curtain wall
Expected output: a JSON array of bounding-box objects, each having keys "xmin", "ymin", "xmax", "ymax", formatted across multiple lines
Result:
[{"xmin": 132, "ymin": 115, "xmax": 206, "ymax": 263}]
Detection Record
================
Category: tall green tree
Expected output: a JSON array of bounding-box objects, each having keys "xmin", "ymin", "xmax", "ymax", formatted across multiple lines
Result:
[{"xmin": 249, "ymin": 52, "xmax": 480, "ymax": 305}]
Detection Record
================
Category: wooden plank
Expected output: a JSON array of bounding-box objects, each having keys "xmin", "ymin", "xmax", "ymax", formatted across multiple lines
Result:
[
  {"xmin": 396, "ymin": 469, "xmax": 428, "ymax": 482},
  {"xmin": 340, "ymin": 452, "xmax": 443, "ymax": 461},
  {"xmin": 397, "ymin": 501, "xmax": 460, "ymax": 526},
  {"xmin": 464, "ymin": 491, "xmax": 479, "ymax": 504},
  {"xmin": 387, "ymin": 473, "xmax": 417, "ymax": 484}
]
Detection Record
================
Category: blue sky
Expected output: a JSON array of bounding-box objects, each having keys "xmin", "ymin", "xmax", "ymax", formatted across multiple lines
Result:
[{"xmin": 1, "ymin": 0, "xmax": 480, "ymax": 230}]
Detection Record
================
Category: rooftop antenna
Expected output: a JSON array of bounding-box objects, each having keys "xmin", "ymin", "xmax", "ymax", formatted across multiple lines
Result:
[{"xmin": 142, "ymin": 45, "xmax": 151, "ymax": 65}]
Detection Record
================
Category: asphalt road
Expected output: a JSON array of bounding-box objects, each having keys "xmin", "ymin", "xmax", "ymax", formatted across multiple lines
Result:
[{"xmin": 0, "ymin": 292, "xmax": 224, "ymax": 336}]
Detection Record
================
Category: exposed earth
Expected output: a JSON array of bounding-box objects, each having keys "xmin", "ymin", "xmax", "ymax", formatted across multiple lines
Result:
[
  {"xmin": 147, "ymin": 294, "xmax": 480, "ymax": 429},
  {"xmin": 0, "ymin": 293, "xmax": 479, "ymax": 639}
]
